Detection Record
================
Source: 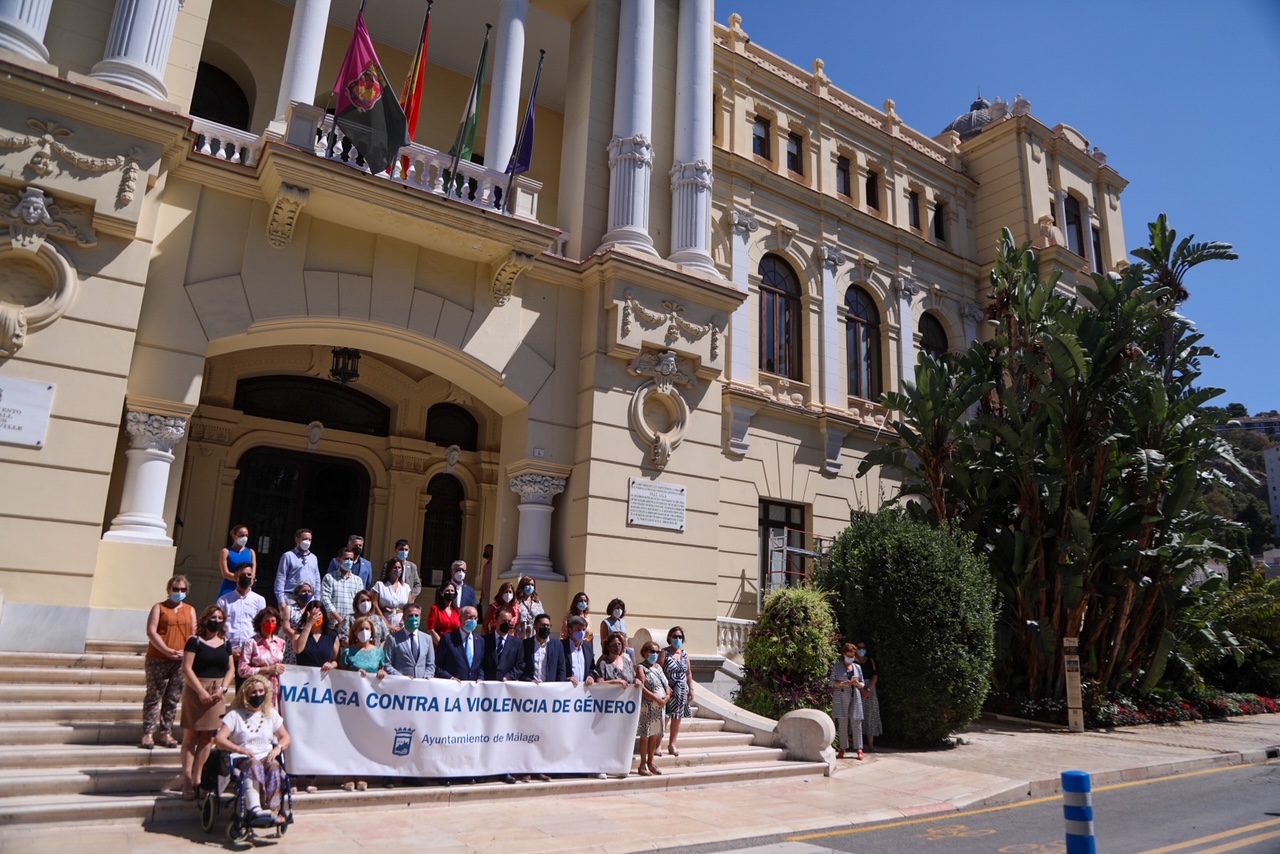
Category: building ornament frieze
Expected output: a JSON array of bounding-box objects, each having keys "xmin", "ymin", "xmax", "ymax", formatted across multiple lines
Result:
[
  {"xmin": 124, "ymin": 411, "xmax": 187, "ymax": 453},
  {"xmin": 509, "ymin": 473, "xmax": 567, "ymax": 506},
  {"xmin": 627, "ymin": 349, "xmax": 696, "ymax": 472},
  {"xmin": 817, "ymin": 244, "xmax": 846, "ymax": 275},
  {"xmin": 188, "ymin": 419, "xmax": 233, "ymax": 446},
  {"xmin": 0, "ymin": 119, "xmax": 142, "ymax": 208},
  {"xmin": 960, "ymin": 302, "xmax": 987, "ymax": 323},
  {"xmin": 892, "ymin": 276, "xmax": 922, "ymax": 302},
  {"xmin": 490, "ymin": 250, "xmax": 536, "ymax": 307},
  {"xmin": 0, "ymin": 187, "xmax": 85, "ymax": 357},
  {"xmin": 607, "ymin": 134, "xmax": 654, "ymax": 168},
  {"xmin": 621, "ymin": 290, "xmax": 717, "ymax": 357},
  {"xmin": 266, "ymin": 184, "xmax": 309, "ymax": 248},
  {"xmin": 728, "ymin": 208, "xmax": 759, "ymax": 236},
  {"xmin": 669, "ymin": 159, "xmax": 713, "ymax": 192},
  {"xmin": 2, "ymin": 187, "xmax": 97, "ymax": 250}
]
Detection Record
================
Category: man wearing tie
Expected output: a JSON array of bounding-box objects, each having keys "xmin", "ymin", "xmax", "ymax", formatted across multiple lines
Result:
[
  {"xmin": 522, "ymin": 613, "xmax": 567, "ymax": 684},
  {"xmin": 436, "ymin": 606, "xmax": 485, "ymax": 682},
  {"xmin": 384, "ymin": 604, "xmax": 435, "ymax": 679},
  {"xmin": 484, "ymin": 607, "xmax": 523, "ymax": 681}
]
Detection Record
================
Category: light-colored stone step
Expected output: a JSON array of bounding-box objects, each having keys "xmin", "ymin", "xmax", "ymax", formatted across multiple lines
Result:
[
  {"xmin": 0, "ymin": 703, "xmax": 151, "ymax": 724},
  {"xmin": 84, "ymin": 640, "xmax": 148, "ymax": 656},
  {"xmin": 631, "ymin": 746, "xmax": 786, "ymax": 770},
  {"xmin": 0, "ymin": 744, "xmax": 183, "ymax": 770},
  {"xmin": 646, "ymin": 731, "xmax": 754, "ymax": 750},
  {"xmin": 8, "ymin": 653, "xmax": 147, "ymax": 671},
  {"xmin": 0, "ymin": 666, "xmax": 145, "ymax": 686},
  {"xmin": 0, "ymin": 684, "xmax": 145, "ymax": 703},
  {"xmin": 0, "ymin": 766, "xmax": 178, "ymax": 798},
  {"xmin": 0, "ymin": 722, "xmax": 160, "ymax": 746}
]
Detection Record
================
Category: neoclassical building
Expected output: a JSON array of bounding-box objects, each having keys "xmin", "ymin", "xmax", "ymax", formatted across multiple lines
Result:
[{"xmin": 0, "ymin": 0, "xmax": 1127, "ymax": 656}]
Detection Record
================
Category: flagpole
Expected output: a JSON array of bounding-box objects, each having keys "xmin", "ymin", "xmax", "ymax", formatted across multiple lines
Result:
[
  {"xmin": 449, "ymin": 24, "xmax": 492, "ymax": 199},
  {"xmin": 502, "ymin": 50, "xmax": 544, "ymax": 215}
]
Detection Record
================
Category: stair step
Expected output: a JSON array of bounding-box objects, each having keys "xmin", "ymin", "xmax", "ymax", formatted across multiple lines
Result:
[
  {"xmin": 0, "ymin": 722, "xmax": 163, "ymax": 746},
  {"xmin": 0, "ymin": 684, "xmax": 145, "ymax": 703},
  {"xmin": 5, "ymin": 653, "xmax": 146, "ymax": 671},
  {"xmin": 0, "ymin": 744, "xmax": 184, "ymax": 770},
  {"xmin": 0, "ymin": 766, "xmax": 178, "ymax": 798},
  {"xmin": 0, "ymin": 667, "xmax": 145, "ymax": 686},
  {"xmin": 645, "ymin": 731, "xmax": 754, "ymax": 750},
  {"xmin": 632, "ymin": 746, "xmax": 786, "ymax": 769},
  {"xmin": 0, "ymin": 703, "xmax": 156, "ymax": 724},
  {"xmin": 84, "ymin": 641, "xmax": 148, "ymax": 656}
]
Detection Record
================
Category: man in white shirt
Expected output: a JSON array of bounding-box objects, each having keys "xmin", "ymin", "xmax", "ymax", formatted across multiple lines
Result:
[
  {"xmin": 216, "ymin": 569, "xmax": 266, "ymax": 656},
  {"xmin": 274, "ymin": 528, "xmax": 319, "ymax": 611}
]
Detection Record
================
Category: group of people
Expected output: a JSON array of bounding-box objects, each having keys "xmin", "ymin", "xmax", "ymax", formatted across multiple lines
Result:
[
  {"xmin": 830, "ymin": 641, "xmax": 883, "ymax": 761},
  {"xmin": 139, "ymin": 524, "xmax": 697, "ymax": 805}
]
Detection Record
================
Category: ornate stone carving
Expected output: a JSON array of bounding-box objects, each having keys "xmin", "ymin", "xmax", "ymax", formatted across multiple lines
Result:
[
  {"xmin": 306, "ymin": 420, "xmax": 324, "ymax": 450},
  {"xmin": 490, "ymin": 250, "xmax": 535, "ymax": 306},
  {"xmin": 820, "ymin": 422, "xmax": 853, "ymax": 477},
  {"xmin": 2, "ymin": 187, "xmax": 97, "ymax": 250},
  {"xmin": 817, "ymin": 244, "xmax": 846, "ymax": 275},
  {"xmin": 509, "ymin": 473, "xmax": 567, "ymax": 506},
  {"xmin": 0, "ymin": 305, "xmax": 25, "ymax": 357},
  {"xmin": 893, "ymin": 276, "xmax": 922, "ymax": 301},
  {"xmin": 852, "ymin": 253, "xmax": 878, "ymax": 284},
  {"xmin": 0, "ymin": 119, "xmax": 142, "ymax": 207},
  {"xmin": 725, "ymin": 401, "xmax": 762, "ymax": 456},
  {"xmin": 669, "ymin": 159, "xmax": 713, "ymax": 192},
  {"xmin": 623, "ymin": 290, "xmax": 713, "ymax": 348},
  {"xmin": 729, "ymin": 208, "xmax": 758, "ymax": 236},
  {"xmin": 627, "ymin": 349, "xmax": 695, "ymax": 471},
  {"xmin": 445, "ymin": 444, "xmax": 461, "ymax": 472},
  {"xmin": 607, "ymin": 133, "xmax": 654, "ymax": 168},
  {"xmin": 630, "ymin": 349, "xmax": 695, "ymax": 394},
  {"xmin": 960, "ymin": 302, "xmax": 986, "ymax": 323},
  {"xmin": 266, "ymin": 184, "xmax": 309, "ymax": 248},
  {"xmin": 189, "ymin": 419, "xmax": 233, "ymax": 445},
  {"xmin": 124, "ymin": 411, "xmax": 187, "ymax": 453}
]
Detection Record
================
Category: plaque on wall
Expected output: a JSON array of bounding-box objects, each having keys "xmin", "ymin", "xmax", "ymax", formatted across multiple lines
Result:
[
  {"xmin": 0, "ymin": 375, "xmax": 55, "ymax": 449},
  {"xmin": 627, "ymin": 478, "xmax": 686, "ymax": 532}
]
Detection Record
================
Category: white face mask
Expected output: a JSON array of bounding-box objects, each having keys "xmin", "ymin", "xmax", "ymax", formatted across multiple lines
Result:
[
  {"xmin": 299, "ymin": 539, "xmax": 311, "ymax": 551},
  {"xmin": 453, "ymin": 571, "xmax": 466, "ymax": 584},
  {"xmin": 358, "ymin": 601, "xmax": 372, "ymax": 614},
  {"xmin": 357, "ymin": 629, "xmax": 372, "ymax": 644},
  {"xmin": 235, "ymin": 536, "xmax": 248, "ymax": 548},
  {"xmin": 502, "ymin": 592, "xmax": 513, "ymax": 603},
  {"xmin": 612, "ymin": 609, "xmax": 623, "ymax": 619}
]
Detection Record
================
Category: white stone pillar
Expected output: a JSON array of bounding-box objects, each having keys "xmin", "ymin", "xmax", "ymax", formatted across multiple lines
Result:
[
  {"xmin": 667, "ymin": 0, "xmax": 716, "ymax": 275},
  {"xmin": 600, "ymin": 0, "xmax": 657, "ymax": 255},
  {"xmin": 274, "ymin": 0, "xmax": 332, "ymax": 121},
  {"xmin": 726, "ymin": 208, "xmax": 756, "ymax": 383},
  {"xmin": 818, "ymin": 245, "xmax": 846, "ymax": 408},
  {"xmin": 509, "ymin": 471, "xmax": 567, "ymax": 580},
  {"xmin": 1055, "ymin": 189, "xmax": 1069, "ymax": 246},
  {"xmin": 0, "ymin": 0, "xmax": 53, "ymax": 62},
  {"xmin": 103, "ymin": 411, "xmax": 188, "ymax": 545},
  {"xmin": 1085, "ymin": 204, "xmax": 1099, "ymax": 271},
  {"xmin": 89, "ymin": 0, "xmax": 184, "ymax": 100},
  {"xmin": 894, "ymin": 277, "xmax": 920, "ymax": 389},
  {"xmin": 484, "ymin": 0, "xmax": 528, "ymax": 173}
]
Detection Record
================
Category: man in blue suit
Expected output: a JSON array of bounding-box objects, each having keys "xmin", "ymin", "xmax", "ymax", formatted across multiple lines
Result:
[
  {"xmin": 326, "ymin": 534, "xmax": 374, "ymax": 589},
  {"xmin": 435, "ymin": 606, "xmax": 485, "ymax": 681},
  {"xmin": 521, "ymin": 613, "xmax": 566, "ymax": 684},
  {"xmin": 562, "ymin": 615, "xmax": 596, "ymax": 688},
  {"xmin": 447, "ymin": 559, "xmax": 478, "ymax": 611},
  {"xmin": 484, "ymin": 607, "xmax": 524, "ymax": 681}
]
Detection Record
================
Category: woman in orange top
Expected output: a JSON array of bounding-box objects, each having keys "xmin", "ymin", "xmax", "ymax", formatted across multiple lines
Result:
[
  {"xmin": 483, "ymin": 581, "xmax": 521, "ymax": 634},
  {"xmin": 142, "ymin": 575, "xmax": 197, "ymax": 749}
]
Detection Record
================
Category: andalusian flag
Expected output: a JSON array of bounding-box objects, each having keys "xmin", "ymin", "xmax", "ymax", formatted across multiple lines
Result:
[
  {"xmin": 447, "ymin": 25, "xmax": 491, "ymax": 197},
  {"xmin": 390, "ymin": 1, "xmax": 432, "ymax": 176},
  {"xmin": 332, "ymin": 3, "xmax": 409, "ymax": 174}
]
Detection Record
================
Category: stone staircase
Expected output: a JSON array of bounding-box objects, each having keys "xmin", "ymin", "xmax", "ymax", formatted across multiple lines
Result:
[{"xmin": 0, "ymin": 641, "xmax": 827, "ymax": 827}]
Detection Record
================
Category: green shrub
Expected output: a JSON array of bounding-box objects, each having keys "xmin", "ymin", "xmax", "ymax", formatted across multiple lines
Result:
[
  {"xmin": 735, "ymin": 586, "xmax": 838, "ymax": 720},
  {"xmin": 816, "ymin": 508, "xmax": 997, "ymax": 745}
]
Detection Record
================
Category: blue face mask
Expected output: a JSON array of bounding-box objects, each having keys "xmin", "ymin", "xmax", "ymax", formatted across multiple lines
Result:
[
  {"xmin": 524, "ymin": 585, "xmax": 535, "ymax": 596},
  {"xmin": 646, "ymin": 653, "xmax": 659, "ymax": 665},
  {"xmin": 576, "ymin": 601, "xmax": 589, "ymax": 612},
  {"xmin": 341, "ymin": 560, "xmax": 354, "ymax": 572},
  {"xmin": 672, "ymin": 638, "xmax": 684, "ymax": 649},
  {"xmin": 572, "ymin": 630, "xmax": 586, "ymax": 642},
  {"xmin": 462, "ymin": 619, "xmax": 478, "ymax": 634},
  {"xmin": 844, "ymin": 656, "xmax": 857, "ymax": 665},
  {"xmin": 397, "ymin": 550, "xmax": 409, "ymax": 561},
  {"xmin": 297, "ymin": 592, "xmax": 312, "ymax": 605},
  {"xmin": 169, "ymin": 591, "xmax": 186, "ymax": 604}
]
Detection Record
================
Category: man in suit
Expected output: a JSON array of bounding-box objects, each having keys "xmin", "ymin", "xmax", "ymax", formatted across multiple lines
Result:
[
  {"xmin": 383, "ymin": 604, "xmax": 435, "ymax": 678},
  {"xmin": 522, "ymin": 613, "xmax": 566, "ymax": 684},
  {"xmin": 484, "ymin": 607, "xmax": 524, "ymax": 681},
  {"xmin": 326, "ymin": 534, "xmax": 374, "ymax": 589},
  {"xmin": 448, "ymin": 560, "xmax": 478, "ymax": 611},
  {"xmin": 436, "ymin": 606, "xmax": 485, "ymax": 681},
  {"xmin": 394, "ymin": 539, "xmax": 422, "ymax": 601},
  {"xmin": 562, "ymin": 615, "xmax": 596, "ymax": 688}
]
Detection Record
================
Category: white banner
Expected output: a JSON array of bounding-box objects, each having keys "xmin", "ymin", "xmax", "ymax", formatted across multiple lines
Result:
[{"xmin": 279, "ymin": 668, "xmax": 642, "ymax": 777}]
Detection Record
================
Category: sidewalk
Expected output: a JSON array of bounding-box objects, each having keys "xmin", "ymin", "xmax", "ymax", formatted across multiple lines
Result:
[{"xmin": 3, "ymin": 714, "xmax": 1278, "ymax": 853}]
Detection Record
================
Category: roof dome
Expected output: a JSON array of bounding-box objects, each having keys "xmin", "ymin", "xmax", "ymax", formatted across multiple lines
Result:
[{"xmin": 941, "ymin": 97, "xmax": 993, "ymax": 142}]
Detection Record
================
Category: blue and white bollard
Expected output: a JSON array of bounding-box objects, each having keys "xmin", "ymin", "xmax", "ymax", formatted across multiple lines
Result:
[{"xmin": 1062, "ymin": 770, "xmax": 1097, "ymax": 854}]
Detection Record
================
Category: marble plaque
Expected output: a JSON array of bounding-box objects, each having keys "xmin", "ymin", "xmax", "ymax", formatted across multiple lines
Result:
[
  {"xmin": 627, "ymin": 478, "xmax": 686, "ymax": 532},
  {"xmin": 0, "ymin": 375, "xmax": 55, "ymax": 448}
]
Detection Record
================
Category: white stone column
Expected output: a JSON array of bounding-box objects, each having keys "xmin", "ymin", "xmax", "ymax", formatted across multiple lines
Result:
[
  {"xmin": 818, "ymin": 245, "xmax": 846, "ymax": 408},
  {"xmin": 103, "ymin": 411, "xmax": 188, "ymax": 545},
  {"xmin": 1085, "ymin": 204, "xmax": 1099, "ymax": 271},
  {"xmin": 667, "ymin": 0, "xmax": 716, "ymax": 275},
  {"xmin": 599, "ymin": 0, "xmax": 657, "ymax": 255},
  {"xmin": 894, "ymin": 277, "xmax": 920, "ymax": 389},
  {"xmin": 89, "ymin": 0, "xmax": 185, "ymax": 100},
  {"xmin": 509, "ymin": 471, "xmax": 567, "ymax": 580},
  {"xmin": 1055, "ymin": 189, "xmax": 1069, "ymax": 246},
  {"xmin": 726, "ymin": 208, "xmax": 756, "ymax": 384},
  {"xmin": 0, "ymin": 0, "xmax": 53, "ymax": 62},
  {"xmin": 274, "ymin": 0, "xmax": 331, "ymax": 120},
  {"xmin": 484, "ymin": 0, "xmax": 528, "ymax": 171}
]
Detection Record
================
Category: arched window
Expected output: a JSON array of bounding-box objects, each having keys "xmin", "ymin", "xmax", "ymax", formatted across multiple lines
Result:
[
  {"xmin": 758, "ymin": 255, "xmax": 803, "ymax": 380},
  {"xmin": 919, "ymin": 314, "xmax": 949, "ymax": 360},
  {"xmin": 190, "ymin": 62, "xmax": 251, "ymax": 130},
  {"xmin": 845, "ymin": 286, "xmax": 881, "ymax": 400},
  {"xmin": 234, "ymin": 376, "xmax": 390, "ymax": 436},
  {"xmin": 421, "ymin": 474, "xmax": 464, "ymax": 587},
  {"xmin": 426, "ymin": 403, "xmax": 478, "ymax": 451}
]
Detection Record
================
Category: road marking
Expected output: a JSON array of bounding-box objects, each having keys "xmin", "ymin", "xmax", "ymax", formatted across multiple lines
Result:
[
  {"xmin": 1137, "ymin": 819, "xmax": 1280, "ymax": 854},
  {"xmin": 1190, "ymin": 828, "xmax": 1280, "ymax": 854},
  {"xmin": 787, "ymin": 760, "xmax": 1274, "ymax": 842}
]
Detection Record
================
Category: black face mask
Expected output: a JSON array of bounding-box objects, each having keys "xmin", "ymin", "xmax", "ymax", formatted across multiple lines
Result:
[
  {"xmin": 248, "ymin": 694, "xmax": 266, "ymax": 709},
  {"xmin": 498, "ymin": 621, "xmax": 511, "ymax": 634},
  {"xmin": 207, "ymin": 621, "xmax": 225, "ymax": 634},
  {"xmin": 352, "ymin": 546, "xmax": 362, "ymax": 557},
  {"xmin": 535, "ymin": 626, "xmax": 551, "ymax": 640},
  {"xmin": 238, "ymin": 575, "xmax": 252, "ymax": 589}
]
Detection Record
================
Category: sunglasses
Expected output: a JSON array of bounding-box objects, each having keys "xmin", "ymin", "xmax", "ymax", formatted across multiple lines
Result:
[{"xmin": 172, "ymin": 587, "xmax": 188, "ymax": 592}]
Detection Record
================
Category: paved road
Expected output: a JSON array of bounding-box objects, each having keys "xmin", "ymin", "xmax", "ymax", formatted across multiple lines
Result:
[{"xmin": 661, "ymin": 760, "xmax": 1280, "ymax": 854}]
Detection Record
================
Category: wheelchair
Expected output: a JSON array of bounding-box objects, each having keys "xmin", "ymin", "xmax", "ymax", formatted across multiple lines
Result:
[{"xmin": 198, "ymin": 749, "xmax": 295, "ymax": 843}]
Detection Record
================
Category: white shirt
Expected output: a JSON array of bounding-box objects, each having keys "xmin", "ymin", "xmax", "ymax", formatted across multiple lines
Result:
[
  {"xmin": 373, "ymin": 580, "xmax": 410, "ymax": 612},
  {"xmin": 569, "ymin": 642, "xmax": 586, "ymax": 683},
  {"xmin": 216, "ymin": 589, "xmax": 266, "ymax": 649},
  {"xmin": 531, "ymin": 639, "xmax": 548, "ymax": 683},
  {"xmin": 221, "ymin": 708, "xmax": 283, "ymax": 761}
]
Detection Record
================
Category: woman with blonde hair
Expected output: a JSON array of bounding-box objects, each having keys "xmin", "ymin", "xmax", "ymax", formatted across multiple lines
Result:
[
  {"xmin": 214, "ymin": 675, "xmax": 291, "ymax": 825},
  {"xmin": 179, "ymin": 605, "xmax": 234, "ymax": 800},
  {"xmin": 339, "ymin": 616, "xmax": 389, "ymax": 679}
]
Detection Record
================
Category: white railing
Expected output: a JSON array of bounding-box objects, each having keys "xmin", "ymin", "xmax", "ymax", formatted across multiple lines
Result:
[
  {"xmin": 190, "ymin": 118, "xmax": 262, "ymax": 167},
  {"xmin": 717, "ymin": 616, "xmax": 755, "ymax": 661},
  {"xmin": 283, "ymin": 102, "xmax": 542, "ymax": 222}
]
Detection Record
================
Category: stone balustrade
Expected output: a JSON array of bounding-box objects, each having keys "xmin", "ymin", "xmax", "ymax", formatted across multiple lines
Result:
[
  {"xmin": 716, "ymin": 616, "xmax": 755, "ymax": 661},
  {"xmin": 190, "ymin": 118, "xmax": 262, "ymax": 167}
]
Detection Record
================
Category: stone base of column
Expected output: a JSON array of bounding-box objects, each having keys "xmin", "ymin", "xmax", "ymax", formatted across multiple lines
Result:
[
  {"xmin": 89, "ymin": 57, "xmax": 168, "ymax": 101},
  {"xmin": 599, "ymin": 226, "xmax": 659, "ymax": 257},
  {"xmin": 0, "ymin": 21, "xmax": 50, "ymax": 63}
]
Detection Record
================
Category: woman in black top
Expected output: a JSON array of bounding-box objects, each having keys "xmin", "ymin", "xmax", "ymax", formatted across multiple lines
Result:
[
  {"xmin": 292, "ymin": 599, "xmax": 338, "ymax": 672},
  {"xmin": 855, "ymin": 641, "xmax": 882, "ymax": 750},
  {"xmin": 179, "ymin": 605, "xmax": 234, "ymax": 800}
]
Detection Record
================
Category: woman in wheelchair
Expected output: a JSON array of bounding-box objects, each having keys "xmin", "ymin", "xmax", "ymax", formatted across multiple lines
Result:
[{"xmin": 214, "ymin": 675, "xmax": 292, "ymax": 825}]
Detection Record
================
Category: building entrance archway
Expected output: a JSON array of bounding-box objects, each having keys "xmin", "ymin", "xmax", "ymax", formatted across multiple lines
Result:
[
  {"xmin": 421, "ymin": 473, "xmax": 465, "ymax": 591},
  {"xmin": 229, "ymin": 447, "xmax": 370, "ymax": 604}
]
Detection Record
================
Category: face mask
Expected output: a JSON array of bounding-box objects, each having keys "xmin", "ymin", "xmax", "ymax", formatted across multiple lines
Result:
[
  {"xmin": 238, "ymin": 575, "xmax": 252, "ymax": 589},
  {"xmin": 535, "ymin": 626, "xmax": 551, "ymax": 640},
  {"xmin": 612, "ymin": 608, "xmax": 623, "ymax": 619},
  {"xmin": 169, "ymin": 591, "xmax": 186, "ymax": 604},
  {"xmin": 442, "ymin": 590, "xmax": 456, "ymax": 603},
  {"xmin": 406, "ymin": 616, "xmax": 421, "ymax": 632},
  {"xmin": 262, "ymin": 621, "xmax": 278, "ymax": 636},
  {"xmin": 572, "ymin": 630, "xmax": 586, "ymax": 642},
  {"xmin": 391, "ymin": 568, "xmax": 402, "ymax": 579},
  {"xmin": 357, "ymin": 629, "xmax": 372, "ymax": 644},
  {"xmin": 646, "ymin": 653, "xmax": 659, "ymax": 665},
  {"xmin": 235, "ymin": 536, "xmax": 248, "ymax": 548},
  {"xmin": 341, "ymin": 560, "xmax": 354, "ymax": 573},
  {"xmin": 297, "ymin": 593, "xmax": 312, "ymax": 605},
  {"xmin": 857, "ymin": 649, "xmax": 867, "ymax": 657},
  {"xmin": 502, "ymin": 592, "xmax": 513, "ymax": 603},
  {"xmin": 388, "ymin": 612, "xmax": 403, "ymax": 628},
  {"xmin": 524, "ymin": 585, "xmax": 535, "ymax": 596},
  {"xmin": 248, "ymin": 694, "xmax": 266, "ymax": 709},
  {"xmin": 462, "ymin": 619, "xmax": 478, "ymax": 634},
  {"xmin": 498, "ymin": 621, "xmax": 511, "ymax": 634},
  {"xmin": 576, "ymin": 601, "xmax": 589, "ymax": 612},
  {"xmin": 207, "ymin": 620, "xmax": 224, "ymax": 634},
  {"xmin": 397, "ymin": 550, "xmax": 409, "ymax": 561},
  {"xmin": 352, "ymin": 546, "xmax": 363, "ymax": 557},
  {"xmin": 610, "ymin": 646, "xmax": 623, "ymax": 656},
  {"xmin": 299, "ymin": 539, "xmax": 311, "ymax": 552},
  {"xmin": 672, "ymin": 638, "xmax": 684, "ymax": 649},
  {"xmin": 845, "ymin": 656, "xmax": 857, "ymax": 665},
  {"xmin": 357, "ymin": 601, "xmax": 372, "ymax": 614},
  {"xmin": 308, "ymin": 611, "xmax": 324, "ymax": 627},
  {"xmin": 453, "ymin": 571, "xmax": 466, "ymax": 584}
]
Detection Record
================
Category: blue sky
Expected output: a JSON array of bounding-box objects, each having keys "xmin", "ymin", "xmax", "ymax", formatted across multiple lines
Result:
[{"xmin": 717, "ymin": 0, "xmax": 1280, "ymax": 415}]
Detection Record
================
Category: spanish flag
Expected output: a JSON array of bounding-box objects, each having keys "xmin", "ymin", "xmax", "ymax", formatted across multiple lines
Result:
[{"xmin": 391, "ymin": 1, "xmax": 432, "ymax": 176}]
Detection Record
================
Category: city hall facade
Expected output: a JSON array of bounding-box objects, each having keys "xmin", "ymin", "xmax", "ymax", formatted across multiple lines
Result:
[{"xmin": 0, "ymin": 0, "xmax": 1127, "ymax": 656}]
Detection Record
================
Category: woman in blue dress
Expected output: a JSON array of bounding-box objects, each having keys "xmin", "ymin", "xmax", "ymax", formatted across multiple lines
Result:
[{"xmin": 218, "ymin": 524, "xmax": 257, "ymax": 598}]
